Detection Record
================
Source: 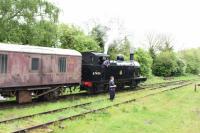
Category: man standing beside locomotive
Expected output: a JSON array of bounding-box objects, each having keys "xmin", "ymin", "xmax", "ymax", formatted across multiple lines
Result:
[{"xmin": 109, "ymin": 76, "xmax": 116, "ymax": 101}]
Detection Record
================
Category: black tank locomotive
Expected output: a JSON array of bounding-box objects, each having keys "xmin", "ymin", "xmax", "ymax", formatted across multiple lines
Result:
[{"xmin": 81, "ymin": 52, "xmax": 146, "ymax": 93}]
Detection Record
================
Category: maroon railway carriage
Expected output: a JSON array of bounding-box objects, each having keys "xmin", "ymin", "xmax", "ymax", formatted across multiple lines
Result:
[{"xmin": 0, "ymin": 43, "xmax": 82, "ymax": 103}]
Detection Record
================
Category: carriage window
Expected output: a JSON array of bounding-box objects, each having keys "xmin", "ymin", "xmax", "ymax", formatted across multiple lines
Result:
[
  {"xmin": 31, "ymin": 58, "xmax": 39, "ymax": 70},
  {"xmin": 58, "ymin": 57, "xmax": 66, "ymax": 72},
  {"xmin": 0, "ymin": 54, "xmax": 8, "ymax": 73}
]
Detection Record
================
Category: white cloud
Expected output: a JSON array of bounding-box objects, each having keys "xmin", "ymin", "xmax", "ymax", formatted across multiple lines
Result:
[{"xmin": 52, "ymin": 0, "xmax": 200, "ymax": 50}]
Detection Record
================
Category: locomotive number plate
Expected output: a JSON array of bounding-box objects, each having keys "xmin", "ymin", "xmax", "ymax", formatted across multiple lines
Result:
[{"xmin": 93, "ymin": 72, "xmax": 101, "ymax": 75}]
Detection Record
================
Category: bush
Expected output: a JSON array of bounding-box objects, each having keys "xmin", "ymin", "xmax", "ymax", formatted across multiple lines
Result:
[
  {"xmin": 174, "ymin": 59, "xmax": 185, "ymax": 76},
  {"xmin": 179, "ymin": 48, "xmax": 200, "ymax": 74},
  {"xmin": 152, "ymin": 51, "xmax": 185, "ymax": 77},
  {"xmin": 134, "ymin": 48, "xmax": 153, "ymax": 77}
]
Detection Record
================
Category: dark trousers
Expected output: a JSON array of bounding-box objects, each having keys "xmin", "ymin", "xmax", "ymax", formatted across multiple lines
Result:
[{"xmin": 109, "ymin": 88, "xmax": 115, "ymax": 100}]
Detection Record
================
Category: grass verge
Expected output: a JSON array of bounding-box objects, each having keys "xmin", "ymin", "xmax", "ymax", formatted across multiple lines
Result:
[{"xmin": 47, "ymin": 83, "xmax": 200, "ymax": 133}]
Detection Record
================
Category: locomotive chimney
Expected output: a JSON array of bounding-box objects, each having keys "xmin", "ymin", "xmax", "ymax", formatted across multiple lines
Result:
[{"xmin": 130, "ymin": 48, "xmax": 134, "ymax": 61}]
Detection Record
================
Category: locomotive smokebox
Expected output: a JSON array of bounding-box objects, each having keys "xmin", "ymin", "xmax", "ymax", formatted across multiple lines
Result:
[{"xmin": 130, "ymin": 48, "xmax": 134, "ymax": 61}]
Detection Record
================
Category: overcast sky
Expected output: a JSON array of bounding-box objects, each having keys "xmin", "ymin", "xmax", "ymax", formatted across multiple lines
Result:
[{"xmin": 52, "ymin": 0, "xmax": 200, "ymax": 51}]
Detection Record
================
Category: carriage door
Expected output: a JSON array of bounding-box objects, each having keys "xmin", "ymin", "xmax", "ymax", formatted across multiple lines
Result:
[
  {"xmin": 29, "ymin": 54, "xmax": 42, "ymax": 85},
  {"xmin": 40, "ymin": 55, "xmax": 54, "ymax": 85}
]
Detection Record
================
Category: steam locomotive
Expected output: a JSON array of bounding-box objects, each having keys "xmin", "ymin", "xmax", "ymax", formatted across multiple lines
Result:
[
  {"xmin": 81, "ymin": 52, "xmax": 146, "ymax": 93},
  {"xmin": 0, "ymin": 43, "xmax": 146, "ymax": 103}
]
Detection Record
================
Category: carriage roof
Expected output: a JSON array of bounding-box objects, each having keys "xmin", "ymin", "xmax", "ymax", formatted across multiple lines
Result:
[{"xmin": 0, "ymin": 43, "xmax": 81, "ymax": 56}]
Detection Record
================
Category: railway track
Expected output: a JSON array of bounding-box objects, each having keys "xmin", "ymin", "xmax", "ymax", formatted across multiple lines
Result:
[
  {"xmin": 149, "ymin": 80, "xmax": 190, "ymax": 90},
  {"xmin": 140, "ymin": 79, "xmax": 192, "ymax": 88},
  {"xmin": 12, "ymin": 82, "xmax": 192, "ymax": 133},
  {"xmin": 0, "ymin": 92, "xmax": 88, "ymax": 110},
  {"xmin": 140, "ymin": 79, "xmax": 188, "ymax": 86},
  {"xmin": 0, "ymin": 83, "xmax": 166, "ymax": 124},
  {"xmin": 0, "ymin": 80, "xmax": 193, "ymax": 133},
  {"xmin": 0, "ymin": 83, "xmax": 172, "ymax": 123},
  {"xmin": 0, "ymin": 79, "xmax": 191, "ymax": 110},
  {"xmin": 0, "ymin": 87, "xmax": 142, "ymax": 110}
]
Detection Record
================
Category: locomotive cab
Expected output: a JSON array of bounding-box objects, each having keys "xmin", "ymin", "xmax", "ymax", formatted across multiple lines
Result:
[
  {"xmin": 82, "ymin": 52, "xmax": 109, "ymax": 65},
  {"xmin": 81, "ymin": 52, "xmax": 110, "ymax": 93}
]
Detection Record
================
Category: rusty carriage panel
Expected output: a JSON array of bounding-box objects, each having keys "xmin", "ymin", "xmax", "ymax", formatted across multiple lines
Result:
[
  {"xmin": 67, "ymin": 56, "xmax": 82, "ymax": 83},
  {"xmin": 52, "ymin": 55, "xmax": 82, "ymax": 85},
  {"xmin": 0, "ymin": 52, "xmax": 30, "ymax": 88},
  {"xmin": 0, "ymin": 43, "xmax": 82, "ymax": 90}
]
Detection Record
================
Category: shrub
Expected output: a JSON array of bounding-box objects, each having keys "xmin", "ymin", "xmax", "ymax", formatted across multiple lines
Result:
[{"xmin": 135, "ymin": 48, "xmax": 153, "ymax": 77}]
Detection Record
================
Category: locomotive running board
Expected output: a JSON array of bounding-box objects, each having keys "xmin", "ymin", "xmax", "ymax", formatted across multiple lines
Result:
[{"xmin": 34, "ymin": 86, "xmax": 61, "ymax": 98}]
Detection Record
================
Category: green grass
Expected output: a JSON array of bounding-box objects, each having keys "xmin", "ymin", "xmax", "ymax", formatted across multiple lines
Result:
[
  {"xmin": 47, "ymin": 83, "xmax": 200, "ymax": 133},
  {"xmin": 0, "ymin": 76, "xmax": 199, "ymax": 133},
  {"xmin": 0, "ymin": 83, "xmax": 192, "ymax": 132},
  {"xmin": 0, "ymin": 90, "xmax": 144, "ymax": 121},
  {"xmin": 0, "ymin": 88, "xmax": 166, "ymax": 132}
]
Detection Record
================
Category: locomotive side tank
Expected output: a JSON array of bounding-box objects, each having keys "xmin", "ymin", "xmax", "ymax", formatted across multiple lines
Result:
[
  {"xmin": 81, "ymin": 52, "xmax": 146, "ymax": 93},
  {"xmin": 0, "ymin": 43, "xmax": 82, "ymax": 103}
]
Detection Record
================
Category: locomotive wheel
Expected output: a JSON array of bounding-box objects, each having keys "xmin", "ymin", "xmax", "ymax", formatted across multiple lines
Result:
[
  {"xmin": 117, "ymin": 84, "xmax": 125, "ymax": 90},
  {"xmin": 130, "ymin": 80, "xmax": 137, "ymax": 89},
  {"xmin": 87, "ymin": 88, "xmax": 95, "ymax": 94},
  {"xmin": 104, "ymin": 84, "xmax": 109, "ymax": 92}
]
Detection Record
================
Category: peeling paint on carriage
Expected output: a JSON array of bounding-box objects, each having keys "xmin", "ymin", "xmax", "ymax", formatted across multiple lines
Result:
[{"xmin": 0, "ymin": 44, "xmax": 82, "ymax": 90}]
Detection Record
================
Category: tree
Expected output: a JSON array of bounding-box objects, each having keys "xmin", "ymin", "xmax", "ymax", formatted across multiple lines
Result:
[
  {"xmin": 107, "ymin": 36, "xmax": 130, "ymax": 60},
  {"xmin": 175, "ymin": 58, "xmax": 185, "ymax": 76},
  {"xmin": 179, "ymin": 48, "xmax": 200, "ymax": 74},
  {"xmin": 19, "ymin": 20, "xmax": 58, "ymax": 47},
  {"xmin": 59, "ymin": 24, "xmax": 100, "ymax": 52},
  {"xmin": 145, "ymin": 33, "xmax": 174, "ymax": 61},
  {"xmin": 0, "ymin": 0, "xmax": 59, "ymax": 46},
  {"xmin": 152, "ymin": 51, "xmax": 182, "ymax": 77},
  {"xmin": 145, "ymin": 32, "xmax": 164, "ymax": 62},
  {"xmin": 135, "ymin": 48, "xmax": 153, "ymax": 77},
  {"xmin": 158, "ymin": 34, "xmax": 174, "ymax": 52},
  {"xmin": 90, "ymin": 24, "xmax": 109, "ymax": 52}
]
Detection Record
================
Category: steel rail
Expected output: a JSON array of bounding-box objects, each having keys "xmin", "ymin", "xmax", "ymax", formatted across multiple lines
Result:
[
  {"xmin": 0, "ymin": 79, "xmax": 191, "ymax": 110},
  {"xmin": 12, "ymin": 82, "xmax": 192, "ymax": 133},
  {"xmin": 0, "ymin": 80, "xmax": 191, "ymax": 124},
  {"xmin": 0, "ymin": 92, "xmax": 87, "ymax": 110},
  {"xmin": 140, "ymin": 79, "xmax": 192, "ymax": 87}
]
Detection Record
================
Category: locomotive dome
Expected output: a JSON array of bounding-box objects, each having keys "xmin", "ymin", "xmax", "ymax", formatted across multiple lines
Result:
[{"xmin": 0, "ymin": 43, "xmax": 81, "ymax": 56}]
